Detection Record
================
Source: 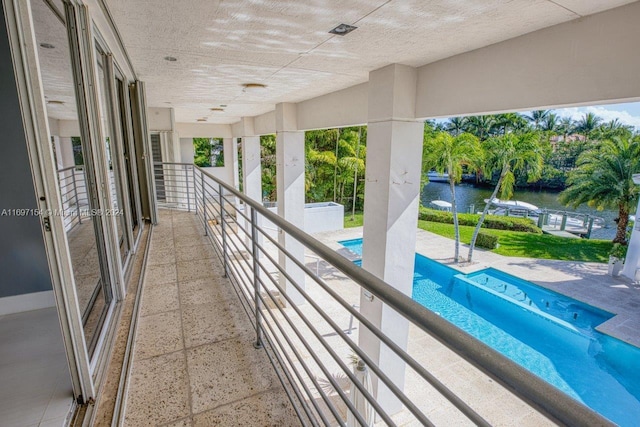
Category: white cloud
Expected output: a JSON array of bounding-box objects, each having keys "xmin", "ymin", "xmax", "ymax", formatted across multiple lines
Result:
[{"xmin": 556, "ymin": 106, "xmax": 640, "ymax": 130}]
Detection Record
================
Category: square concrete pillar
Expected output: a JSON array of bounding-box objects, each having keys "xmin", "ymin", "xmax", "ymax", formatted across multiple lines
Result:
[
  {"xmin": 622, "ymin": 194, "xmax": 640, "ymax": 280},
  {"xmin": 360, "ymin": 64, "xmax": 424, "ymax": 414},
  {"xmin": 240, "ymin": 134, "xmax": 262, "ymax": 251},
  {"xmin": 276, "ymin": 103, "xmax": 305, "ymax": 305},
  {"xmin": 241, "ymin": 135, "xmax": 261, "ymax": 203}
]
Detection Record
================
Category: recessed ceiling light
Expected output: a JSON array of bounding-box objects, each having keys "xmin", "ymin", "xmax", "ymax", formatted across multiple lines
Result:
[
  {"xmin": 210, "ymin": 108, "xmax": 224, "ymax": 113},
  {"xmin": 242, "ymin": 83, "xmax": 267, "ymax": 93},
  {"xmin": 164, "ymin": 56, "xmax": 177, "ymax": 62},
  {"xmin": 39, "ymin": 43, "xmax": 55, "ymax": 49},
  {"xmin": 329, "ymin": 23, "xmax": 357, "ymax": 36},
  {"xmin": 47, "ymin": 100, "xmax": 64, "ymax": 105}
]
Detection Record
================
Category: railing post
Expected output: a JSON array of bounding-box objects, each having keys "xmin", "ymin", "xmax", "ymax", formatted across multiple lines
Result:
[
  {"xmin": 185, "ymin": 167, "xmax": 191, "ymax": 212},
  {"xmin": 202, "ymin": 172, "xmax": 207, "ymax": 236},
  {"xmin": 219, "ymin": 183, "xmax": 228, "ymax": 278},
  {"xmin": 192, "ymin": 166, "xmax": 197, "ymax": 215},
  {"xmin": 72, "ymin": 169, "xmax": 81, "ymax": 224},
  {"xmin": 250, "ymin": 206, "xmax": 263, "ymax": 349}
]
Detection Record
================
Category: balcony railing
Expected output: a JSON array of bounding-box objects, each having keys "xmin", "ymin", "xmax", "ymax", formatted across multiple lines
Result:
[
  {"xmin": 152, "ymin": 162, "xmax": 612, "ymax": 426},
  {"xmin": 56, "ymin": 165, "xmax": 88, "ymax": 232}
]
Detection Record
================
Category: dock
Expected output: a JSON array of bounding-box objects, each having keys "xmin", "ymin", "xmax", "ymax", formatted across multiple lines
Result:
[{"xmin": 541, "ymin": 226, "xmax": 581, "ymax": 239}]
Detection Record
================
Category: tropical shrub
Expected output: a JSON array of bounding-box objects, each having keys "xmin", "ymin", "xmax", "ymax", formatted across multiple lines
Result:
[
  {"xmin": 418, "ymin": 208, "xmax": 542, "ymax": 234},
  {"xmin": 476, "ymin": 232, "xmax": 499, "ymax": 249}
]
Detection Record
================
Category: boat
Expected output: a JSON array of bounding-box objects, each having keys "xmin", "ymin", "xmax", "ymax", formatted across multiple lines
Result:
[
  {"xmin": 426, "ymin": 171, "xmax": 449, "ymax": 183},
  {"xmin": 484, "ymin": 198, "xmax": 540, "ymax": 212},
  {"xmin": 430, "ymin": 200, "xmax": 452, "ymax": 211}
]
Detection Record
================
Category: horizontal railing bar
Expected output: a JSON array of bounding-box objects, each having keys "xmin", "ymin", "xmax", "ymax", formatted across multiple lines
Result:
[
  {"xmin": 252, "ymin": 270, "xmax": 375, "ymax": 427},
  {"xmin": 208, "ymin": 211, "xmax": 327, "ymax": 426},
  {"xmin": 187, "ymin": 164, "xmax": 609, "ymax": 427},
  {"xmin": 251, "ymin": 220, "xmax": 487, "ymax": 425},
  {"xmin": 252, "ymin": 239, "xmax": 426, "ymax": 426},
  {"xmin": 253, "ymin": 280, "xmax": 346, "ymax": 426}
]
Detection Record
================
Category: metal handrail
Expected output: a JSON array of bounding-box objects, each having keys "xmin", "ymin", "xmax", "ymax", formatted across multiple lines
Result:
[
  {"xmin": 156, "ymin": 162, "xmax": 613, "ymax": 427},
  {"xmin": 56, "ymin": 165, "xmax": 87, "ymax": 231}
]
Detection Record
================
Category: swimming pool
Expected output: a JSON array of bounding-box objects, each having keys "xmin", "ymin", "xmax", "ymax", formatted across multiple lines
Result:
[{"xmin": 339, "ymin": 238, "xmax": 640, "ymax": 426}]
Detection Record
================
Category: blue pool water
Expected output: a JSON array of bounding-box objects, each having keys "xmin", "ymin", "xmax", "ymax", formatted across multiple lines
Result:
[{"xmin": 339, "ymin": 238, "xmax": 640, "ymax": 426}]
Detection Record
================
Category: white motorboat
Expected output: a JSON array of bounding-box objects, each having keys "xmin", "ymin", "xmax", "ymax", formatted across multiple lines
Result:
[
  {"xmin": 484, "ymin": 198, "xmax": 540, "ymax": 212},
  {"xmin": 430, "ymin": 200, "xmax": 452, "ymax": 211},
  {"xmin": 426, "ymin": 171, "xmax": 449, "ymax": 182}
]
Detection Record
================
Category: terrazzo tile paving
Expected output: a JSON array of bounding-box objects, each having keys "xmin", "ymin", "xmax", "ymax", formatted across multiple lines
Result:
[{"xmin": 122, "ymin": 209, "xmax": 300, "ymax": 426}]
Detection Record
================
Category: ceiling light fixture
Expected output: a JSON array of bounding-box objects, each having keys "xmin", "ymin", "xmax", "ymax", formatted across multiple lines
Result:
[
  {"xmin": 242, "ymin": 83, "xmax": 267, "ymax": 93},
  {"xmin": 39, "ymin": 42, "xmax": 55, "ymax": 49},
  {"xmin": 46, "ymin": 100, "xmax": 64, "ymax": 105},
  {"xmin": 164, "ymin": 56, "xmax": 177, "ymax": 62},
  {"xmin": 329, "ymin": 23, "xmax": 357, "ymax": 36},
  {"xmin": 197, "ymin": 118, "xmax": 207, "ymax": 122},
  {"xmin": 210, "ymin": 107, "xmax": 224, "ymax": 112}
]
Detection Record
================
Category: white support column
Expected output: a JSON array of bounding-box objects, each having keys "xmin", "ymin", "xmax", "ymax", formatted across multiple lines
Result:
[
  {"xmin": 622, "ymin": 180, "xmax": 640, "ymax": 280},
  {"xmin": 360, "ymin": 64, "xmax": 424, "ymax": 414},
  {"xmin": 239, "ymin": 118, "xmax": 262, "ymax": 248},
  {"xmin": 229, "ymin": 138, "xmax": 240, "ymax": 192},
  {"xmin": 240, "ymin": 118, "xmax": 261, "ymax": 203},
  {"xmin": 276, "ymin": 103, "xmax": 305, "ymax": 305}
]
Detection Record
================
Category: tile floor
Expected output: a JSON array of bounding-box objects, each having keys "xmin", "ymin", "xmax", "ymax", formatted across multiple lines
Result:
[
  {"xmin": 122, "ymin": 209, "xmax": 300, "ymax": 426},
  {"xmin": 0, "ymin": 307, "xmax": 74, "ymax": 427}
]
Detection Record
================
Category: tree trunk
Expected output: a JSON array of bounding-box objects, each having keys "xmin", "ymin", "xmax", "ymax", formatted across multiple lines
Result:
[
  {"xmin": 468, "ymin": 170, "xmax": 506, "ymax": 262},
  {"xmin": 450, "ymin": 176, "xmax": 460, "ymax": 263},
  {"xmin": 614, "ymin": 205, "xmax": 630, "ymax": 244}
]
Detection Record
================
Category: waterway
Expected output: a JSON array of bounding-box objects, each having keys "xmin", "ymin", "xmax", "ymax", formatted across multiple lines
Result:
[{"xmin": 421, "ymin": 182, "xmax": 621, "ymax": 240}]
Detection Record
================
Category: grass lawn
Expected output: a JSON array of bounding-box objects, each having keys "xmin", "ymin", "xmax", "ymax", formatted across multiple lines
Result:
[{"xmin": 345, "ymin": 213, "xmax": 612, "ymax": 262}]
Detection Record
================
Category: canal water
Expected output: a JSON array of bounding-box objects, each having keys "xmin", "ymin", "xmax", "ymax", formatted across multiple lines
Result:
[{"xmin": 421, "ymin": 182, "xmax": 621, "ymax": 240}]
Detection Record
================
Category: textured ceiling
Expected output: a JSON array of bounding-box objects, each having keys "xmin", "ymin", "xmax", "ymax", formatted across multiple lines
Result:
[
  {"xmin": 41, "ymin": 0, "xmax": 638, "ymax": 124},
  {"xmin": 32, "ymin": 0, "xmax": 80, "ymax": 121}
]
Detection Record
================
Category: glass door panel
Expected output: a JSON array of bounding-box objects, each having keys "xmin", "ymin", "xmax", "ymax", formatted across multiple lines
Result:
[
  {"xmin": 31, "ymin": 0, "xmax": 111, "ymax": 358},
  {"xmin": 95, "ymin": 46, "xmax": 129, "ymax": 265},
  {"xmin": 115, "ymin": 76, "xmax": 143, "ymax": 248}
]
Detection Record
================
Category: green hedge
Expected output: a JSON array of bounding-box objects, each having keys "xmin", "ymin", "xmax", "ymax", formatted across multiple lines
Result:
[
  {"xmin": 418, "ymin": 207, "xmax": 542, "ymax": 234},
  {"xmin": 476, "ymin": 232, "xmax": 499, "ymax": 249}
]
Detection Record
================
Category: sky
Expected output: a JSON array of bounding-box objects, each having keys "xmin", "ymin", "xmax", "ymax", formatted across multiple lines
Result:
[
  {"xmin": 554, "ymin": 102, "xmax": 640, "ymax": 130},
  {"xmin": 436, "ymin": 101, "xmax": 640, "ymax": 130}
]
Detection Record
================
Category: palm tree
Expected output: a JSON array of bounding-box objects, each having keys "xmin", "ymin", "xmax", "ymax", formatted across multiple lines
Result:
[
  {"xmin": 467, "ymin": 133, "xmax": 544, "ymax": 262},
  {"xmin": 559, "ymin": 135, "xmax": 640, "ymax": 243},
  {"xmin": 465, "ymin": 115, "xmax": 496, "ymax": 140},
  {"xmin": 446, "ymin": 117, "xmax": 467, "ymax": 136},
  {"xmin": 558, "ymin": 117, "xmax": 575, "ymax": 140},
  {"xmin": 423, "ymin": 132, "xmax": 483, "ymax": 263},
  {"xmin": 526, "ymin": 110, "xmax": 551, "ymax": 130},
  {"xmin": 541, "ymin": 113, "xmax": 559, "ymax": 133},
  {"xmin": 598, "ymin": 119, "xmax": 634, "ymax": 139},
  {"xmin": 494, "ymin": 113, "xmax": 528, "ymax": 135},
  {"xmin": 575, "ymin": 112, "xmax": 603, "ymax": 142}
]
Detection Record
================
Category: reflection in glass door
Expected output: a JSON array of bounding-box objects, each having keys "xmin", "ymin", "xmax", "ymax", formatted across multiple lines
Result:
[
  {"xmin": 115, "ymin": 74, "xmax": 143, "ymax": 251},
  {"xmin": 31, "ymin": 0, "xmax": 111, "ymax": 358},
  {"xmin": 95, "ymin": 44, "xmax": 129, "ymax": 267}
]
